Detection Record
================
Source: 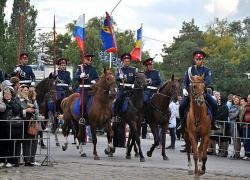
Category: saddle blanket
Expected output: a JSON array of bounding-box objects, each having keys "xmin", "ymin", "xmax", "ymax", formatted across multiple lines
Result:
[
  {"xmin": 73, "ymin": 96, "xmax": 93, "ymax": 116},
  {"xmin": 49, "ymin": 102, "xmax": 55, "ymax": 112},
  {"xmin": 112, "ymin": 97, "xmax": 129, "ymax": 113},
  {"xmin": 185, "ymin": 105, "xmax": 213, "ymax": 123}
]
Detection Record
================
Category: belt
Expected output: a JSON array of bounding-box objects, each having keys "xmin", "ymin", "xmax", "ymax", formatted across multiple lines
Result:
[
  {"xmin": 79, "ymin": 85, "xmax": 91, "ymax": 87},
  {"xmin": 20, "ymin": 80, "xmax": 31, "ymax": 83},
  {"xmin": 147, "ymin": 86, "xmax": 157, "ymax": 90},
  {"xmin": 57, "ymin": 83, "xmax": 68, "ymax": 87},
  {"xmin": 119, "ymin": 83, "xmax": 133, "ymax": 87}
]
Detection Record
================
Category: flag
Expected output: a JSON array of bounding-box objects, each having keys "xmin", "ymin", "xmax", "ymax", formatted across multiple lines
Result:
[
  {"xmin": 131, "ymin": 27, "xmax": 142, "ymax": 61},
  {"xmin": 101, "ymin": 13, "xmax": 117, "ymax": 53},
  {"xmin": 74, "ymin": 15, "xmax": 85, "ymax": 52},
  {"xmin": 19, "ymin": 9, "xmax": 24, "ymax": 18},
  {"xmin": 52, "ymin": 23, "xmax": 55, "ymax": 34}
]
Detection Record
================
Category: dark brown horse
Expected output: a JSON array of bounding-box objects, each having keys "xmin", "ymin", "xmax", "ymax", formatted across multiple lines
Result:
[
  {"xmin": 108, "ymin": 72, "xmax": 147, "ymax": 162},
  {"xmin": 146, "ymin": 74, "xmax": 182, "ymax": 160},
  {"xmin": 184, "ymin": 74, "xmax": 211, "ymax": 179},
  {"xmin": 35, "ymin": 72, "xmax": 57, "ymax": 119},
  {"xmin": 60, "ymin": 68, "xmax": 118, "ymax": 160}
]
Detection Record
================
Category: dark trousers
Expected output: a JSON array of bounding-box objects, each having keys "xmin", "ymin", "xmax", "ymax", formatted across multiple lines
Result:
[
  {"xmin": 113, "ymin": 121, "xmax": 126, "ymax": 147},
  {"xmin": 141, "ymin": 124, "xmax": 148, "ymax": 139},
  {"xmin": 73, "ymin": 119, "xmax": 86, "ymax": 144},
  {"xmin": 169, "ymin": 128, "xmax": 176, "ymax": 147},
  {"xmin": 114, "ymin": 89, "xmax": 124, "ymax": 116}
]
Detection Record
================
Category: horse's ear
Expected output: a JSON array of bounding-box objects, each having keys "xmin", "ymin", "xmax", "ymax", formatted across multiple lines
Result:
[
  {"xmin": 201, "ymin": 73, "xmax": 205, "ymax": 80},
  {"xmin": 171, "ymin": 74, "xmax": 174, "ymax": 81},
  {"xmin": 190, "ymin": 74, "xmax": 195, "ymax": 81},
  {"xmin": 49, "ymin": 72, "xmax": 52, "ymax": 78},
  {"xmin": 178, "ymin": 76, "xmax": 184, "ymax": 83},
  {"xmin": 103, "ymin": 67, "xmax": 107, "ymax": 74},
  {"xmin": 109, "ymin": 68, "xmax": 113, "ymax": 73}
]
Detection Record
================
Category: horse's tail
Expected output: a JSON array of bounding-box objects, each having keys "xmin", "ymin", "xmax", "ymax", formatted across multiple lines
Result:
[{"xmin": 61, "ymin": 97, "xmax": 68, "ymax": 110}]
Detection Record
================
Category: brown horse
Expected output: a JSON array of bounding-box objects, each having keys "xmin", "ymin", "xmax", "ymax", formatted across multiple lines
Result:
[
  {"xmin": 184, "ymin": 74, "xmax": 211, "ymax": 179},
  {"xmin": 146, "ymin": 74, "xmax": 182, "ymax": 160},
  {"xmin": 60, "ymin": 68, "xmax": 118, "ymax": 160}
]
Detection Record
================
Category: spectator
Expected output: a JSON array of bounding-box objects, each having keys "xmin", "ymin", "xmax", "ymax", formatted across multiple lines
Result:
[
  {"xmin": 0, "ymin": 87, "xmax": 21, "ymax": 167},
  {"xmin": 216, "ymin": 95, "xmax": 230, "ymax": 157},
  {"xmin": 176, "ymin": 96, "xmax": 182, "ymax": 140},
  {"xmin": 239, "ymin": 95, "xmax": 250, "ymax": 160},
  {"xmin": 240, "ymin": 98, "xmax": 247, "ymax": 107},
  {"xmin": 214, "ymin": 91, "xmax": 221, "ymax": 103},
  {"xmin": 10, "ymin": 77, "xmax": 20, "ymax": 96},
  {"xmin": 166, "ymin": 100, "xmax": 177, "ymax": 149},
  {"xmin": 229, "ymin": 95, "xmax": 241, "ymax": 159},
  {"xmin": 227, "ymin": 94, "xmax": 233, "ymax": 110},
  {"xmin": 15, "ymin": 85, "xmax": 36, "ymax": 166},
  {"xmin": 0, "ymin": 80, "xmax": 12, "ymax": 99}
]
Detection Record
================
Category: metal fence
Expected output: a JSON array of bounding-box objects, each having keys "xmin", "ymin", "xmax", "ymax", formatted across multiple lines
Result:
[{"xmin": 0, "ymin": 119, "xmax": 56, "ymax": 166}]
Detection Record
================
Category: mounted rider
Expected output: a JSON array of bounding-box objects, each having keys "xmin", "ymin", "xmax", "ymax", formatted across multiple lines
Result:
[
  {"xmin": 74, "ymin": 54, "xmax": 99, "ymax": 124},
  {"xmin": 143, "ymin": 58, "xmax": 163, "ymax": 103},
  {"xmin": 177, "ymin": 50, "xmax": 220, "ymax": 131},
  {"xmin": 55, "ymin": 57, "xmax": 72, "ymax": 115},
  {"xmin": 11, "ymin": 53, "xmax": 36, "ymax": 87},
  {"xmin": 114, "ymin": 53, "xmax": 137, "ymax": 122}
]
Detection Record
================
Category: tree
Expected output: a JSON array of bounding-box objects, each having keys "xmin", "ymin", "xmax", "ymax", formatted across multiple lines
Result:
[
  {"xmin": 9, "ymin": 0, "xmax": 38, "ymax": 64},
  {"xmin": 0, "ymin": 0, "xmax": 7, "ymax": 71}
]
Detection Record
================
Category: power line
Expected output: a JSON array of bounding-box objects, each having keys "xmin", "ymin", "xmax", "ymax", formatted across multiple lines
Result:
[{"xmin": 143, "ymin": 36, "xmax": 172, "ymax": 44}]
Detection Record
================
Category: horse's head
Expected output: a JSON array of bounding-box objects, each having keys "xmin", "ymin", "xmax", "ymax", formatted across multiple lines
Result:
[
  {"xmin": 102, "ymin": 68, "xmax": 118, "ymax": 98},
  {"xmin": 190, "ymin": 74, "xmax": 205, "ymax": 107},
  {"xmin": 169, "ymin": 74, "xmax": 182, "ymax": 103},
  {"xmin": 46, "ymin": 72, "xmax": 57, "ymax": 102},
  {"xmin": 134, "ymin": 72, "xmax": 147, "ymax": 90}
]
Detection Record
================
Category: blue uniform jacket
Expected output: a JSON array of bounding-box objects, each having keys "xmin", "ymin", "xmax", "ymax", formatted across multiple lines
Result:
[
  {"xmin": 115, "ymin": 67, "xmax": 136, "ymax": 89},
  {"xmin": 74, "ymin": 64, "xmax": 99, "ymax": 95},
  {"xmin": 11, "ymin": 65, "xmax": 36, "ymax": 83},
  {"xmin": 0, "ymin": 69, "xmax": 5, "ymax": 83},
  {"xmin": 182, "ymin": 65, "xmax": 211, "ymax": 91},
  {"xmin": 56, "ymin": 70, "xmax": 72, "ymax": 100},
  {"xmin": 145, "ymin": 69, "xmax": 163, "ymax": 89}
]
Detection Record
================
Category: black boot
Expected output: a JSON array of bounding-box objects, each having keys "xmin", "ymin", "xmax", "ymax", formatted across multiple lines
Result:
[
  {"xmin": 211, "ymin": 108, "xmax": 220, "ymax": 130},
  {"xmin": 113, "ymin": 103, "xmax": 121, "ymax": 123},
  {"xmin": 177, "ymin": 118, "xmax": 184, "ymax": 131}
]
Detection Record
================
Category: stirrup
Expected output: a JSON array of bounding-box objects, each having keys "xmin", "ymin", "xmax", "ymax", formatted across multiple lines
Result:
[
  {"xmin": 79, "ymin": 118, "xmax": 86, "ymax": 125},
  {"xmin": 211, "ymin": 123, "xmax": 220, "ymax": 130},
  {"xmin": 115, "ymin": 116, "xmax": 121, "ymax": 123},
  {"xmin": 177, "ymin": 123, "xmax": 183, "ymax": 131},
  {"xmin": 141, "ymin": 118, "xmax": 146, "ymax": 124}
]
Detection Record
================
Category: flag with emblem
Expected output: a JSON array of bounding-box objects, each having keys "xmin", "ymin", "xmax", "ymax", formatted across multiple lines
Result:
[
  {"xmin": 74, "ymin": 15, "xmax": 85, "ymax": 53},
  {"xmin": 131, "ymin": 26, "xmax": 142, "ymax": 61},
  {"xmin": 101, "ymin": 12, "xmax": 117, "ymax": 53}
]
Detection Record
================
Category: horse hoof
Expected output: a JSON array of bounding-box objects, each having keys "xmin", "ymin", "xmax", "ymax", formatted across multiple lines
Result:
[
  {"xmin": 188, "ymin": 170, "xmax": 194, "ymax": 175},
  {"xmin": 62, "ymin": 146, "xmax": 67, "ymax": 151},
  {"xmin": 163, "ymin": 156, "xmax": 169, "ymax": 160},
  {"xmin": 126, "ymin": 156, "xmax": 131, "ymax": 159},
  {"xmin": 94, "ymin": 156, "xmax": 100, "ymax": 160},
  {"xmin": 56, "ymin": 143, "xmax": 60, "ymax": 146},
  {"xmin": 104, "ymin": 149, "xmax": 109, "ymax": 155},
  {"xmin": 194, "ymin": 177, "xmax": 200, "ymax": 180},
  {"xmin": 135, "ymin": 153, "xmax": 140, "ymax": 158},
  {"xmin": 199, "ymin": 170, "xmax": 206, "ymax": 175},
  {"xmin": 81, "ymin": 153, "xmax": 87, "ymax": 157},
  {"xmin": 77, "ymin": 146, "xmax": 79, "ymax": 149},
  {"xmin": 146, "ymin": 151, "xmax": 152, "ymax": 157},
  {"xmin": 110, "ymin": 147, "xmax": 116, "ymax": 154},
  {"xmin": 140, "ymin": 158, "xmax": 146, "ymax": 162},
  {"xmin": 108, "ymin": 153, "xmax": 113, "ymax": 157}
]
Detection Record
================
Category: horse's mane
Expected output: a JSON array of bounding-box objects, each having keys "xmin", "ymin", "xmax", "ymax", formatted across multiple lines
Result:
[
  {"xmin": 88, "ymin": 70, "xmax": 112, "ymax": 96},
  {"xmin": 35, "ymin": 77, "xmax": 49, "ymax": 94},
  {"xmin": 159, "ymin": 77, "xmax": 179, "ymax": 93}
]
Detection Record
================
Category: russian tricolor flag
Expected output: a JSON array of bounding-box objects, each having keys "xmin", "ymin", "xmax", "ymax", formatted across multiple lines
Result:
[
  {"xmin": 74, "ymin": 15, "xmax": 85, "ymax": 52},
  {"xmin": 131, "ymin": 27, "xmax": 142, "ymax": 61}
]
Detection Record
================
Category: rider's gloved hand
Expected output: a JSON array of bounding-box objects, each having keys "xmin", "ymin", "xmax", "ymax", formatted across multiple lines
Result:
[
  {"xmin": 119, "ymin": 74, "xmax": 124, "ymax": 79},
  {"xmin": 15, "ymin": 67, "xmax": 21, "ymax": 72},
  {"xmin": 183, "ymin": 89, "xmax": 189, "ymax": 96},
  {"xmin": 80, "ymin": 73, "xmax": 85, "ymax": 78},
  {"xmin": 91, "ymin": 80, "xmax": 96, "ymax": 84},
  {"xmin": 31, "ymin": 82, "xmax": 35, "ymax": 86}
]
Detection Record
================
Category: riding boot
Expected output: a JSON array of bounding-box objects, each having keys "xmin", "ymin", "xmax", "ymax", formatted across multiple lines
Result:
[
  {"xmin": 114, "ymin": 103, "xmax": 121, "ymax": 123},
  {"xmin": 78, "ymin": 104, "xmax": 86, "ymax": 125},
  {"xmin": 211, "ymin": 108, "xmax": 220, "ymax": 130}
]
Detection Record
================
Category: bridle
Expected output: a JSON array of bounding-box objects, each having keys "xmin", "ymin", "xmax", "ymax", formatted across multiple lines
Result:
[
  {"xmin": 133, "ymin": 73, "xmax": 146, "ymax": 90},
  {"xmin": 190, "ymin": 80, "xmax": 205, "ymax": 103}
]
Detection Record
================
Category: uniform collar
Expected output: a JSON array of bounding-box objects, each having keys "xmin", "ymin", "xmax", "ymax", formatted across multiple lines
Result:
[
  {"xmin": 123, "ymin": 66, "xmax": 130, "ymax": 68},
  {"xmin": 195, "ymin": 65, "xmax": 204, "ymax": 68}
]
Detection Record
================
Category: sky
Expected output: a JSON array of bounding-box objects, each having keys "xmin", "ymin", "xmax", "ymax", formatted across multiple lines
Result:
[{"xmin": 4, "ymin": 0, "xmax": 250, "ymax": 62}]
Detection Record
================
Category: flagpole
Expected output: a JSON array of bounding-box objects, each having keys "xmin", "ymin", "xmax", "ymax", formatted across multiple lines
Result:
[
  {"xmin": 81, "ymin": 14, "xmax": 85, "ymax": 126},
  {"xmin": 139, "ymin": 23, "xmax": 143, "ymax": 72},
  {"xmin": 17, "ymin": 0, "xmax": 25, "ymax": 78},
  {"xmin": 53, "ymin": 14, "xmax": 57, "ymax": 132},
  {"xmin": 105, "ymin": 12, "xmax": 124, "ymax": 88}
]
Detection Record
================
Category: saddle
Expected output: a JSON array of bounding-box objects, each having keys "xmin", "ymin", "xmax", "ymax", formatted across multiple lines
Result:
[
  {"xmin": 73, "ymin": 95, "xmax": 93, "ymax": 118},
  {"xmin": 112, "ymin": 97, "xmax": 129, "ymax": 114}
]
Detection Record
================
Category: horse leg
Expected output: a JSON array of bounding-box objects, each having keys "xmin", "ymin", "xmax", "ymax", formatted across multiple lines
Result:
[
  {"xmin": 189, "ymin": 131, "xmax": 199, "ymax": 179},
  {"xmin": 78, "ymin": 125, "xmax": 87, "ymax": 157},
  {"xmin": 126, "ymin": 136, "xmax": 135, "ymax": 159},
  {"xmin": 130, "ymin": 123, "xmax": 145, "ymax": 162},
  {"xmin": 200, "ymin": 134, "xmax": 209, "ymax": 175},
  {"xmin": 61, "ymin": 123, "xmax": 69, "ymax": 151},
  {"xmin": 147, "ymin": 123, "xmax": 158, "ymax": 158},
  {"xmin": 161, "ymin": 124, "xmax": 169, "ymax": 160},
  {"xmin": 198, "ymin": 138, "xmax": 203, "ymax": 173},
  {"xmin": 185, "ymin": 131, "xmax": 193, "ymax": 175},
  {"xmin": 103, "ymin": 122, "xmax": 115, "ymax": 157},
  {"xmin": 54, "ymin": 129, "xmax": 60, "ymax": 146},
  {"xmin": 91, "ymin": 124, "xmax": 99, "ymax": 160},
  {"xmin": 134, "ymin": 127, "xmax": 140, "ymax": 158}
]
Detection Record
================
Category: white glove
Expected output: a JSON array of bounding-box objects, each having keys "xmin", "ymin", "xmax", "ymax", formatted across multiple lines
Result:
[
  {"xmin": 119, "ymin": 74, "xmax": 124, "ymax": 79},
  {"xmin": 183, "ymin": 89, "xmax": 189, "ymax": 96},
  {"xmin": 31, "ymin": 82, "xmax": 35, "ymax": 86},
  {"xmin": 91, "ymin": 80, "xmax": 96, "ymax": 84},
  {"xmin": 15, "ymin": 67, "xmax": 21, "ymax": 72},
  {"xmin": 131, "ymin": 84, "xmax": 134, "ymax": 88},
  {"xmin": 80, "ymin": 73, "xmax": 85, "ymax": 78}
]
